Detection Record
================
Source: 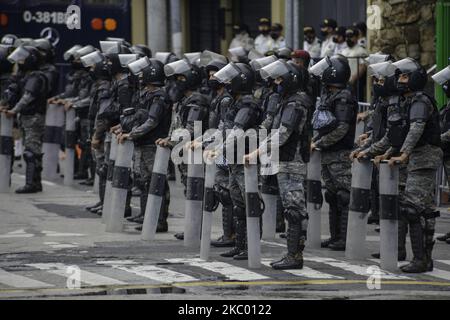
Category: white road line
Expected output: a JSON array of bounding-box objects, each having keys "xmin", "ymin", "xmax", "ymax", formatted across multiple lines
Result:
[
  {"xmin": 306, "ymin": 256, "xmax": 411, "ymax": 280},
  {"xmin": 110, "ymin": 265, "xmax": 198, "ymax": 283},
  {"xmin": 167, "ymin": 258, "xmax": 269, "ymax": 281},
  {"xmin": 0, "ymin": 268, "xmax": 53, "ymax": 288},
  {"xmin": 42, "ymin": 231, "xmax": 85, "ymax": 237},
  {"xmin": 370, "ymin": 259, "xmax": 450, "ymax": 281},
  {"xmin": 27, "ymin": 263, "xmax": 126, "ymax": 286},
  {"xmin": 97, "ymin": 260, "xmax": 137, "ymax": 265},
  {"xmin": 261, "ymin": 259, "xmax": 343, "ymax": 279},
  {"xmin": 0, "ymin": 229, "xmax": 34, "ymax": 239}
]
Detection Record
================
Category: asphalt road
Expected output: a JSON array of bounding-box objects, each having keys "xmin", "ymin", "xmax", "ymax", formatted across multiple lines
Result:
[{"xmin": 1, "ymin": 165, "xmax": 450, "ymax": 300}]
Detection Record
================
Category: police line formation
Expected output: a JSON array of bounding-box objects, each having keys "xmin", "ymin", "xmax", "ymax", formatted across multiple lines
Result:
[{"xmin": 0, "ymin": 33, "xmax": 450, "ymax": 275}]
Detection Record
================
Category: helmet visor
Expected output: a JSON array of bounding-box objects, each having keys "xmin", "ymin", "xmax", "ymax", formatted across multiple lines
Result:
[
  {"xmin": 164, "ymin": 59, "xmax": 191, "ymax": 77},
  {"xmin": 128, "ymin": 56, "xmax": 150, "ymax": 75},
  {"xmin": 74, "ymin": 45, "xmax": 96, "ymax": 60},
  {"xmin": 432, "ymin": 66, "xmax": 450, "ymax": 85},
  {"xmin": 248, "ymin": 49, "xmax": 264, "ymax": 61},
  {"xmin": 155, "ymin": 52, "xmax": 171, "ymax": 64},
  {"xmin": 200, "ymin": 50, "xmax": 227, "ymax": 67},
  {"xmin": 260, "ymin": 60, "xmax": 290, "ymax": 80},
  {"xmin": 365, "ymin": 53, "xmax": 390, "ymax": 65},
  {"xmin": 119, "ymin": 54, "xmax": 140, "ymax": 68},
  {"xmin": 64, "ymin": 45, "xmax": 83, "ymax": 61},
  {"xmin": 392, "ymin": 58, "xmax": 419, "ymax": 74},
  {"xmin": 100, "ymin": 41, "xmax": 121, "ymax": 54},
  {"xmin": 368, "ymin": 61, "xmax": 398, "ymax": 78},
  {"xmin": 7, "ymin": 46, "xmax": 30, "ymax": 63},
  {"xmin": 212, "ymin": 63, "xmax": 240, "ymax": 84},
  {"xmin": 309, "ymin": 57, "xmax": 331, "ymax": 77},
  {"xmin": 250, "ymin": 55, "xmax": 277, "ymax": 71},
  {"xmin": 228, "ymin": 46, "xmax": 247, "ymax": 58},
  {"xmin": 183, "ymin": 52, "xmax": 201, "ymax": 65},
  {"xmin": 81, "ymin": 51, "xmax": 104, "ymax": 68}
]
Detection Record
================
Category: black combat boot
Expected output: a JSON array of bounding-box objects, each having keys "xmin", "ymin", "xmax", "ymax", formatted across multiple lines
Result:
[
  {"xmin": 128, "ymin": 191, "xmax": 147, "ymax": 223},
  {"xmin": 425, "ymin": 241, "xmax": 435, "ymax": 272},
  {"xmin": 329, "ymin": 209, "xmax": 348, "ymax": 251},
  {"xmin": 156, "ymin": 185, "xmax": 170, "ymax": 233},
  {"xmin": 211, "ymin": 206, "xmax": 235, "ymax": 247},
  {"xmin": 90, "ymin": 176, "xmax": 106, "ymax": 214},
  {"xmin": 33, "ymin": 153, "xmax": 43, "ymax": 192},
  {"xmin": 16, "ymin": 152, "xmax": 39, "ymax": 194},
  {"xmin": 272, "ymin": 223, "xmax": 305, "ymax": 270},
  {"xmin": 321, "ymin": 192, "xmax": 339, "ymax": 248},
  {"xmin": 437, "ymin": 232, "xmax": 450, "ymax": 242},
  {"xmin": 276, "ymin": 197, "xmax": 286, "ymax": 233},
  {"xmin": 221, "ymin": 217, "xmax": 246, "ymax": 259},
  {"xmin": 401, "ymin": 222, "xmax": 427, "ymax": 273}
]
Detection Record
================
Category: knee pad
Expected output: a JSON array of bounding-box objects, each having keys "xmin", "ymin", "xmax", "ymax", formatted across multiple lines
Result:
[
  {"xmin": 233, "ymin": 205, "xmax": 246, "ymax": 219},
  {"xmin": 336, "ymin": 190, "xmax": 350, "ymax": 208},
  {"xmin": 216, "ymin": 186, "xmax": 232, "ymax": 206},
  {"xmin": 400, "ymin": 206, "xmax": 421, "ymax": 224}
]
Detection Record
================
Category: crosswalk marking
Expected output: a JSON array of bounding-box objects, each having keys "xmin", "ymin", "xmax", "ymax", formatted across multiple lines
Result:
[
  {"xmin": 261, "ymin": 259, "xmax": 343, "ymax": 279},
  {"xmin": 103, "ymin": 263, "xmax": 198, "ymax": 283},
  {"xmin": 0, "ymin": 268, "xmax": 53, "ymax": 288},
  {"xmin": 167, "ymin": 258, "xmax": 269, "ymax": 281},
  {"xmin": 306, "ymin": 256, "xmax": 411, "ymax": 280},
  {"xmin": 437, "ymin": 260, "xmax": 450, "ymax": 266},
  {"xmin": 27, "ymin": 263, "xmax": 126, "ymax": 286},
  {"xmin": 371, "ymin": 259, "xmax": 450, "ymax": 281}
]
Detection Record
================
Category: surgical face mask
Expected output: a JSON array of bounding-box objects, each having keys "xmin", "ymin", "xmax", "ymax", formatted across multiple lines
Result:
[
  {"xmin": 332, "ymin": 36, "xmax": 339, "ymax": 43},
  {"xmin": 305, "ymin": 36, "xmax": 315, "ymax": 44},
  {"xmin": 270, "ymin": 32, "xmax": 280, "ymax": 40},
  {"xmin": 320, "ymin": 30, "xmax": 328, "ymax": 37}
]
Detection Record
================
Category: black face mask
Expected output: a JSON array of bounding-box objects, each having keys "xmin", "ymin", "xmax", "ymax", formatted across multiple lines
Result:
[
  {"xmin": 396, "ymin": 81, "xmax": 410, "ymax": 94},
  {"xmin": 167, "ymin": 80, "xmax": 186, "ymax": 103},
  {"xmin": 305, "ymin": 36, "xmax": 315, "ymax": 44},
  {"xmin": 332, "ymin": 36, "xmax": 339, "ymax": 43},
  {"xmin": 320, "ymin": 30, "xmax": 328, "ymax": 37},
  {"xmin": 207, "ymin": 79, "xmax": 221, "ymax": 91},
  {"xmin": 346, "ymin": 39, "xmax": 355, "ymax": 47},
  {"xmin": 71, "ymin": 61, "xmax": 83, "ymax": 70},
  {"xmin": 261, "ymin": 30, "xmax": 270, "ymax": 36},
  {"xmin": 270, "ymin": 32, "xmax": 279, "ymax": 40},
  {"xmin": 373, "ymin": 83, "xmax": 388, "ymax": 98}
]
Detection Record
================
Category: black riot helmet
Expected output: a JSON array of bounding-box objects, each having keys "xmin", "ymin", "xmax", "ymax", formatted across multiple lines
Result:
[
  {"xmin": 131, "ymin": 44, "xmax": 152, "ymax": 58},
  {"xmin": 80, "ymin": 51, "xmax": 110, "ymax": 80},
  {"xmin": 100, "ymin": 41, "xmax": 132, "ymax": 75},
  {"xmin": 229, "ymin": 46, "xmax": 250, "ymax": 64},
  {"xmin": 213, "ymin": 62, "xmax": 254, "ymax": 95},
  {"xmin": 63, "ymin": 45, "xmax": 83, "ymax": 62},
  {"xmin": 275, "ymin": 47, "xmax": 292, "ymax": 60},
  {"xmin": 321, "ymin": 54, "xmax": 351, "ymax": 88},
  {"xmin": 0, "ymin": 45, "xmax": 14, "ymax": 74},
  {"xmin": 128, "ymin": 57, "xmax": 165, "ymax": 86},
  {"xmin": 260, "ymin": 59, "xmax": 305, "ymax": 94},
  {"xmin": 154, "ymin": 52, "xmax": 179, "ymax": 65},
  {"xmin": 164, "ymin": 59, "xmax": 201, "ymax": 90},
  {"xmin": 31, "ymin": 38, "xmax": 55, "ymax": 63},
  {"xmin": 250, "ymin": 55, "xmax": 277, "ymax": 85},
  {"xmin": 8, "ymin": 45, "xmax": 42, "ymax": 71},
  {"xmin": 368, "ymin": 61, "xmax": 400, "ymax": 97},
  {"xmin": 392, "ymin": 57, "xmax": 427, "ymax": 92}
]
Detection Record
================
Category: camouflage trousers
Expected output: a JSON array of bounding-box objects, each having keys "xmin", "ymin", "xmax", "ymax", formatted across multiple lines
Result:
[
  {"xmin": 444, "ymin": 157, "xmax": 450, "ymax": 186},
  {"xmin": 228, "ymin": 164, "xmax": 246, "ymax": 219},
  {"xmin": 276, "ymin": 171, "xmax": 308, "ymax": 237},
  {"xmin": 20, "ymin": 114, "xmax": 44, "ymax": 156},
  {"xmin": 321, "ymin": 149, "xmax": 352, "ymax": 195},
  {"xmin": 133, "ymin": 145, "xmax": 157, "ymax": 186}
]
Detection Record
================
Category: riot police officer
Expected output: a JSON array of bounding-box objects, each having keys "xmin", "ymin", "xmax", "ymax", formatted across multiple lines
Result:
[
  {"xmin": 311, "ymin": 55, "xmax": 357, "ymax": 251},
  {"xmin": 119, "ymin": 57, "xmax": 172, "ymax": 232},
  {"xmin": 245, "ymin": 59, "xmax": 313, "ymax": 269},
  {"xmin": 6, "ymin": 46, "xmax": 47, "ymax": 193},
  {"xmin": 210, "ymin": 62, "xmax": 263, "ymax": 260}
]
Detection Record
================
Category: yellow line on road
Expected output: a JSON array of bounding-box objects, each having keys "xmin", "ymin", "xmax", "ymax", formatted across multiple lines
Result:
[{"xmin": 0, "ymin": 279, "xmax": 450, "ymax": 295}]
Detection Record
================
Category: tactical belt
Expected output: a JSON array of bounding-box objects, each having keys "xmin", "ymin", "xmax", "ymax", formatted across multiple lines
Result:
[
  {"xmin": 246, "ymin": 192, "xmax": 263, "ymax": 218},
  {"xmin": 261, "ymin": 183, "xmax": 279, "ymax": 195},
  {"xmin": 65, "ymin": 131, "xmax": 77, "ymax": 149},
  {"xmin": 44, "ymin": 126, "xmax": 63, "ymax": 144},
  {"xmin": 149, "ymin": 172, "xmax": 166, "ymax": 197},
  {"xmin": 0, "ymin": 136, "xmax": 13, "ymax": 156},
  {"xmin": 349, "ymin": 187, "xmax": 371, "ymax": 213},
  {"xmin": 112, "ymin": 166, "xmax": 131, "ymax": 189},
  {"xmin": 379, "ymin": 194, "xmax": 398, "ymax": 220},
  {"xmin": 306, "ymin": 180, "xmax": 322, "ymax": 204},
  {"xmin": 186, "ymin": 177, "xmax": 204, "ymax": 201}
]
